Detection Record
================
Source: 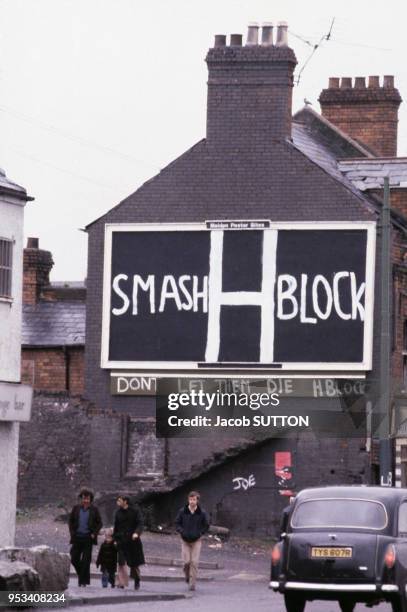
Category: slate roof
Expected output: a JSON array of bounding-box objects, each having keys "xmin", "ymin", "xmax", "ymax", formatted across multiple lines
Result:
[
  {"xmin": 22, "ymin": 301, "xmax": 86, "ymax": 347},
  {"xmin": 290, "ymin": 121, "xmax": 376, "ymax": 213},
  {"xmin": 293, "ymin": 106, "xmax": 374, "ymax": 159},
  {"xmin": 0, "ymin": 167, "xmax": 31, "ymax": 201},
  {"xmin": 338, "ymin": 159, "xmax": 407, "ymax": 191},
  {"xmin": 291, "ymin": 122, "xmax": 365, "ymax": 196}
]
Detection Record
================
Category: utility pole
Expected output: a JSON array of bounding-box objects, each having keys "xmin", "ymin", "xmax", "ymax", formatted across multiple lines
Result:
[{"xmin": 379, "ymin": 176, "xmax": 392, "ymax": 487}]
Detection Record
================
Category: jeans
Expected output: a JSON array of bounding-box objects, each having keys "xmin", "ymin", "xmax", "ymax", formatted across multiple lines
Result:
[{"xmin": 101, "ymin": 569, "xmax": 115, "ymax": 587}]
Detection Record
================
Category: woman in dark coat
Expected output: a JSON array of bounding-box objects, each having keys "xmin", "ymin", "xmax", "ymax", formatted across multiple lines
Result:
[{"xmin": 113, "ymin": 495, "xmax": 145, "ymax": 589}]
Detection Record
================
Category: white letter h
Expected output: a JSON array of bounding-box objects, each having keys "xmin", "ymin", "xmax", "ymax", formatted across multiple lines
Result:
[{"xmin": 205, "ymin": 230, "xmax": 278, "ymax": 363}]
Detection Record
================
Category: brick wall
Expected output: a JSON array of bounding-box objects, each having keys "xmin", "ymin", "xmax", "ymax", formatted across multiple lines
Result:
[
  {"xmin": 373, "ymin": 188, "xmax": 407, "ymax": 219},
  {"xmin": 21, "ymin": 347, "xmax": 84, "ymax": 394},
  {"xmin": 68, "ymin": 347, "xmax": 84, "ymax": 395},
  {"xmin": 319, "ymin": 76, "xmax": 402, "ymax": 157},
  {"xmin": 23, "ymin": 243, "xmax": 53, "ymax": 306},
  {"xmin": 206, "ymin": 44, "xmax": 296, "ymax": 147},
  {"xmin": 21, "ymin": 348, "xmax": 66, "ymax": 391}
]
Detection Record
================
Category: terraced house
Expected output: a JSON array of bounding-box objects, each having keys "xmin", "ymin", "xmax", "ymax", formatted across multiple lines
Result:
[{"xmin": 21, "ymin": 23, "xmax": 407, "ymax": 535}]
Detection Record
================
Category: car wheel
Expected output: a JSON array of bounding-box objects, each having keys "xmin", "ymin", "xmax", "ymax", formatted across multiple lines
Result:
[
  {"xmin": 284, "ymin": 592, "xmax": 306, "ymax": 612},
  {"xmin": 339, "ymin": 599, "xmax": 355, "ymax": 612}
]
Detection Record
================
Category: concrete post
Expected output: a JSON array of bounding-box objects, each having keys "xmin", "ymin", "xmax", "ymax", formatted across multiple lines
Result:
[{"xmin": 0, "ymin": 422, "xmax": 19, "ymax": 546}]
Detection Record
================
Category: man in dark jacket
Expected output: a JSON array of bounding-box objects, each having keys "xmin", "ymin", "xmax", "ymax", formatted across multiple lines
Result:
[
  {"xmin": 175, "ymin": 491, "xmax": 209, "ymax": 591},
  {"xmin": 113, "ymin": 495, "xmax": 145, "ymax": 590},
  {"xmin": 68, "ymin": 488, "xmax": 102, "ymax": 586}
]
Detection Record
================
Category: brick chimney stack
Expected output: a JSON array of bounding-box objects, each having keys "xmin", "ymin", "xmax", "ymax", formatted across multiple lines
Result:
[
  {"xmin": 319, "ymin": 76, "xmax": 402, "ymax": 157},
  {"xmin": 23, "ymin": 237, "xmax": 54, "ymax": 305},
  {"xmin": 206, "ymin": 22, "xmax": 297, "ymax": 148}
]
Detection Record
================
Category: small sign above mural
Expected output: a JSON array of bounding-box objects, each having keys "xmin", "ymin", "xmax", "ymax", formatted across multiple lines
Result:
[{"xmin": 101, "ymin": 222, "xmax": 376, "ymax": 372}]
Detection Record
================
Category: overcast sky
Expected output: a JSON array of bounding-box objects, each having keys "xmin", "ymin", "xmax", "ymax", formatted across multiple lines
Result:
[{"xmin": 1, "ymin": 0, "xmax": 406, "ymax": 280}]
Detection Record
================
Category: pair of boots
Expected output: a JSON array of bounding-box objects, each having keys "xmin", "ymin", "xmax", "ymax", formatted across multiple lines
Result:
[{"xmin": 131, "ymin": 566, "xmax": 141, "ymax": 590}]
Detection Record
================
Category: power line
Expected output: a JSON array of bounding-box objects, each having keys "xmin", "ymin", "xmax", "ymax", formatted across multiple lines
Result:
[
  {"xmin": 289, "ymin": 31, "xmax": 314, "ymax": 47},
  {"xmin": 327, "ymin": 39, "xmax": 391, "ymax": 51},
  {"xmin": 0, "ymin": 104, "xmax": 161, "ymax": 170},
  {"xmin": 9, "ymin": 147, "xmax": 122, "ymax": 191},
  {"xmin": 290, "ymin": 24, "xmax": 391, "ymax": 59},
  {"xmin": 293, "ymin": 18, "xmax": 335, "ymax": 86}
]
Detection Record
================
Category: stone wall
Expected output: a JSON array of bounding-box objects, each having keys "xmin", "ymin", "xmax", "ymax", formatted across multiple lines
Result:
[
  {"xmin": 18, "ymin": 393, "xmax": 92, "ymax": 507},
  {"xmin": 151, "ymin": 435, "xmax": 370, "ymax": 537}
]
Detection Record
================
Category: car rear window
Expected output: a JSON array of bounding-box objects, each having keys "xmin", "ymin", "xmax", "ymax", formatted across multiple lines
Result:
[{"xmin": 291, "ymin": 498, "xmax": 388, "ymax": 530}]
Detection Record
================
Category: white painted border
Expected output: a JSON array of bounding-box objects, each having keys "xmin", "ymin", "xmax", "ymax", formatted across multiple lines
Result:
[
  {"xmin": 110, "ymin": 371, "xmax": 366, "ymax": 380},
  {"xmin": 101, "ymin": 221, "xmax": 376, "ymax": 372}
]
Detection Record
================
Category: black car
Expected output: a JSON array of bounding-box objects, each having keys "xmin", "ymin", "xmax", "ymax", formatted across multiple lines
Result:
[{"xmin": 270, "ymin": 486, "xmax": 407, "ymax": 612}]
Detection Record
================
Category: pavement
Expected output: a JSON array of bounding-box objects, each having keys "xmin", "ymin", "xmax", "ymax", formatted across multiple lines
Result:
[
  {"xmin": 67, "ymin": 557, "xmax": 217, "ymax": 606},
  {"xmin": 64, "ymin": 577, "xmax": 395, "ymax": 611},
  {"xmin": 54, "ymin": 558, "xmax": 396, "ymax": 611}
]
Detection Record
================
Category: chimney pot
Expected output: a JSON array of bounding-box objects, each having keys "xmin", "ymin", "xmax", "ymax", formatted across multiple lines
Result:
[
  {"xmin": 206, "ymin": 27, "xmax": 297, "ymax": 147},
  {"xmin": 341, "ymin": 77, "xmax": 352, "ymax": 89},
  {"xmin": 261, "ymin": 22, "xmax": 274, "ymax": 46},
  {"xmin": 319, "ymin": 73, "xmax": 402, "ymax": 157},
  {"xmin": 328, "ymin": 77, "xmax": 340, "ymax": 89},
  {"xmin": 368, "ymin": 75, "xmax": 380, "ymax": 88},
  {"xmin": 354, "ymin": 76, "xmax": 366, "ymax": 89},
  {"xmin": 276, "ymin": 21, "xmax": 288, "ymax": 46},
  {"xmin": 27, "ymin": 237, "xmax": 39, "ymax": 249},
  {"xmin": 246, "ymin": 22, "xmax": 259, "ymax": 45},
  {"xmin": 383, "ymin": 75, "xmax": 394, "ymax": 88},
  {"xmin": 230, "ymin": 33, "xmax": 243, "ymax": 46},
  {"xmin": 214, "ymin": 34, "xmax": 226, "ymax": 48}
]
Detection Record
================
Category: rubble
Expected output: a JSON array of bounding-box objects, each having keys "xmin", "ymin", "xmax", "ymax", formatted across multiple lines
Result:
[{"xmin": 0, "ymin": 546, "xmax": 70, "ymax": 591}]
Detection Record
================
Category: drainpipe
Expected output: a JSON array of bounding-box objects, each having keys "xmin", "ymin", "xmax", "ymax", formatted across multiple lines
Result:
[
  {"xmin": 63, "ymin": 347, "xmax": 70, "ymax": 393},
  {"xmin": 379, "ymin": 176, "xmax": 392, "ymax": 486}
]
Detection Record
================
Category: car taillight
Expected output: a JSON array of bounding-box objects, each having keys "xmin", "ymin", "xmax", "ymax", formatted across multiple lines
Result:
[
  {"xmin": 271, "ymin": 544, "xmax": 281, "ymax": 566},
  {"xmin": 384, "ymin": 544, "xmax": 396, "ymax": 569}
]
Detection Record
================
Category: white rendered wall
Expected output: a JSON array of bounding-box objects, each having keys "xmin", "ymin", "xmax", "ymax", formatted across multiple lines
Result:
[
  {"xmin": 0, "ymin": 196, "xmax": 24, "ymax": 382},
  {"xmin": 0, "ymin": 193, "xmax": 25, "ymax": 547}
]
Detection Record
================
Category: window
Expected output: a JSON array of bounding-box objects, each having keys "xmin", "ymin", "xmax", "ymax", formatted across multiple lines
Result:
[
  {"xmin": 0, "ymin": 238, "xmax": 13, "ymax": 298},
  {"xmin": 291, "ymin": 498, "xmax": 388, "ymax": 530}
]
